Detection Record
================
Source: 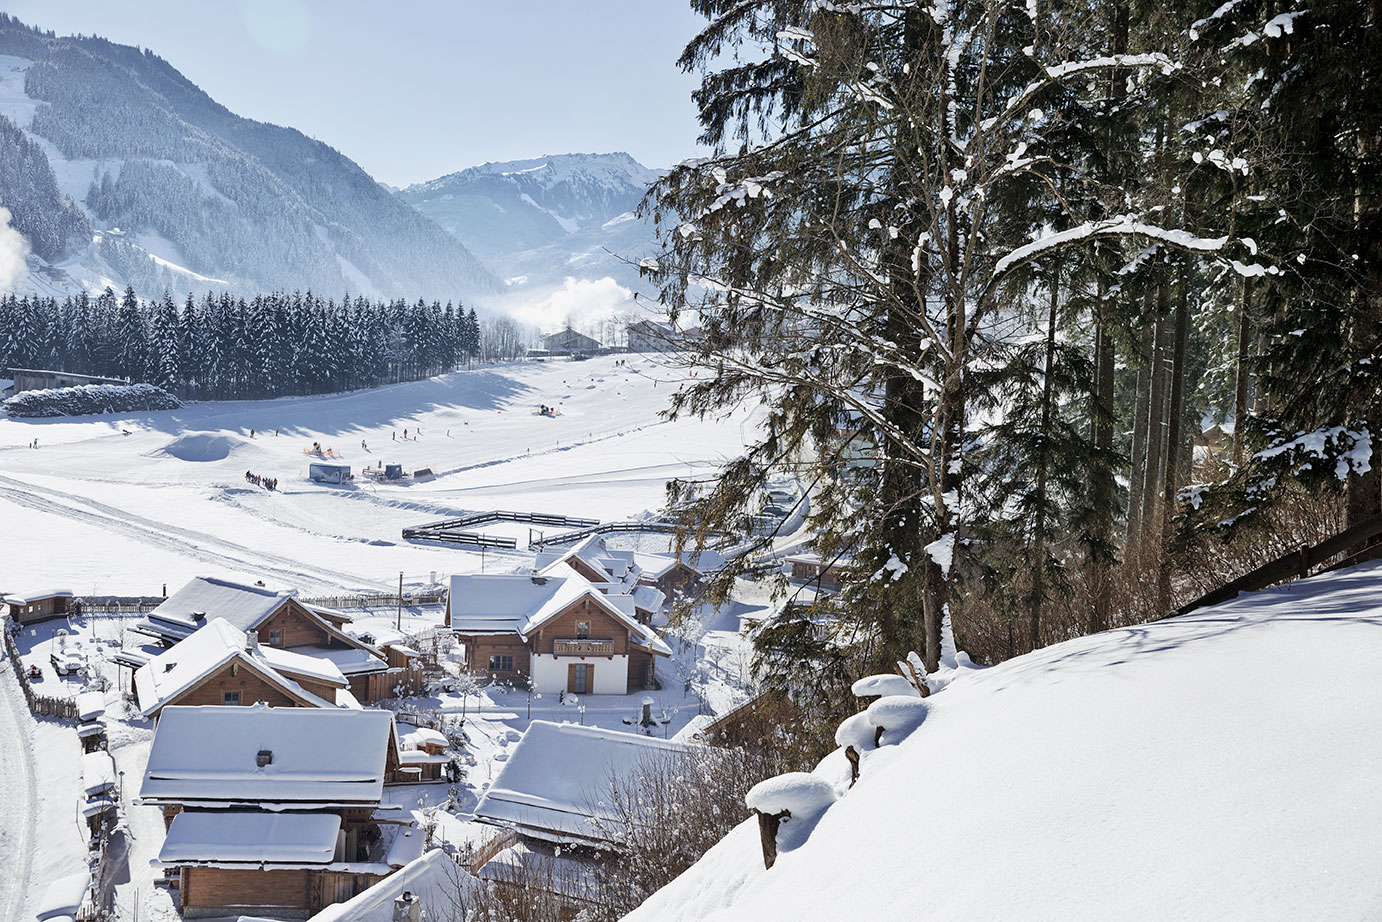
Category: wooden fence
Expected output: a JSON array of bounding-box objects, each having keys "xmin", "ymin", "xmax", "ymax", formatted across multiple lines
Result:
[
  {"xmin": 299, "ymin": 591, "xmax": 447, "ymax": 611},
  {"xmin": 2, "ymin": 627, "xmax": 78, "ymax": 720},
  {"xmin": 1174, "ymin": 515, "xmax": 1382, "ymax": 617}
]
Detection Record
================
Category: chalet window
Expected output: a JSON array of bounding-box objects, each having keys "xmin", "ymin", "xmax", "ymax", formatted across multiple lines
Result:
[
  {"xmin": 576, "ymin": 621, "xmax": 590, "ymax": 640},
  {"xmin": 223, "ymin": 691, "xmax": 241, "ymax": 705},
  {"xmin": 489, "ymin": 654, "xmax": 514, "ymax": 672},
  {"xmin": 269, "ymin": 629, "xmax": 283, "ymax": 647}
]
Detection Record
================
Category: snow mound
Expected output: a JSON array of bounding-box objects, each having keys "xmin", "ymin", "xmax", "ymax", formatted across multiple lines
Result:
[
  {"xmin": 745, "ymin": 773, "xmax": 838, "ymax": 817},
  {"xmin": 154, "ymin": 432, "xmax": 249, "ymax": 462},
  {"xmin": 851, "ymin": 674, "xmax": 921, "ymax": 699}
]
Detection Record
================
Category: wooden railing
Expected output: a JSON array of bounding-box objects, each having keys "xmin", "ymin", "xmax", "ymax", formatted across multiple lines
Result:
[
  {"xmin": 553, "ymin": 638, "xmax": 614, "ymax": 656},
  {"xmin": 1174, "ymin": 515, "xmax": 1382, "ymax": 617}
]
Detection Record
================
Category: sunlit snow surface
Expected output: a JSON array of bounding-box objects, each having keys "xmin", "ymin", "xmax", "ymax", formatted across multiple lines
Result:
[
  {"xmin": 0, "ymin": 354, "xmax": 760, "ymax": 594},
  {"xmin": 625, "ymin": 562, "xmax": 1382, "ymax": 922}
]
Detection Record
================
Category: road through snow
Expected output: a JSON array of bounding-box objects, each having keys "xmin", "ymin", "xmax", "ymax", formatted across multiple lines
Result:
[{"xmin": 0, "ymin": 658, "xmax": 38, "ymax": 922}]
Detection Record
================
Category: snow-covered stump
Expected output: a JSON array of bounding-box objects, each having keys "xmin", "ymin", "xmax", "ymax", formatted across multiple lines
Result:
[{"xmin": 745, "ymin": 773, "xmax": 839, "ymax": 869}]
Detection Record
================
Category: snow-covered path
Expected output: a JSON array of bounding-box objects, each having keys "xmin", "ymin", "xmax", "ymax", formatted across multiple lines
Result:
[{"xmin": 0, "ymin": 660, "xmax": 38, "ymax": 922}]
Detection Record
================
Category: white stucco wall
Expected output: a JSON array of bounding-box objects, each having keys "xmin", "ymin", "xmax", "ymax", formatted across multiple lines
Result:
[{"xmin": 530, "ymin": 654, "xmax": 629, "ymax": 695}]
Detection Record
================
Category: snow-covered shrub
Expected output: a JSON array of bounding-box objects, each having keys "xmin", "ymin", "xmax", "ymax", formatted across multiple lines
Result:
[
  {"xmin": 851, "ymin": 673, "xmax": 923, "ymax": 699},
  {"xmin": 3, "ymin": 382, "xmax": 180, "ymax": 417}
]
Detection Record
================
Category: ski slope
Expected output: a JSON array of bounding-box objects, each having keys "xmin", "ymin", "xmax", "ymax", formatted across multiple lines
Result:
[
  {"xmin": 625, "ymin": 562, "xmax": 1382, "ymax": 922},
  {"xmin": 0, "ymin": 355, "xmax": 760, "ymax": 595}
]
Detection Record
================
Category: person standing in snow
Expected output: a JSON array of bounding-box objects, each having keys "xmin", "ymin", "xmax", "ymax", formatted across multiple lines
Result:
[{"xmin": 250, "ymin": 428, "xmax": 255, "ymax": 438}]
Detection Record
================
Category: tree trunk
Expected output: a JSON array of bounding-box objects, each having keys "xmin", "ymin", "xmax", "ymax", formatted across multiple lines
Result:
[
  {"xmin": 1232, "ymin": 276, "xmax": 1253, "ymax": 465},
  {"xmin": 1125, "ymin": 314, "xmax": 1154, "ymax": 543},
  {"xmin": 1156, "ymin": 268, "xmax": 1191, "ymax": 614},
  {"xmin": 1142, "ymin": 306, "xmax": 1170, "ymax": 547},
  {"xmin": 1029, "ymin": 273, "xmax": 1060, "ymax": 651},
  {"xmin": 1088, "ymin": 277, "xmax": 1117, "ymax": 634}
]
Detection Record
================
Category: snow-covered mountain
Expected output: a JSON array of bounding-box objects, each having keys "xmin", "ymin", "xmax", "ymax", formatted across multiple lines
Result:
[
  {"xmin": 0, "ymin": 14, "xmax": 499, "ymax": 300},
  {"xmin": 399, "ymin": 152, "xmax": 663, "ymax": 291}
]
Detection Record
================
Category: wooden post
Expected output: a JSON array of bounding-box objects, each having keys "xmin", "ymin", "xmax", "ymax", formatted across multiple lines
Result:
[
  {"xmin": 755, "ymin": 808, "xmax": 788, "ymax": 869},
  {"xmin": 845, "ymin": 746, "xmax": 861, "ymax": 786}
]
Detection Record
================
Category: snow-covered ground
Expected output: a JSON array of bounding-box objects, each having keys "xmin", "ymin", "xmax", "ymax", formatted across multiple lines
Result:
[
  {"xmin": 624, "ymin": 561, "xmax": 1382, "ymax": 922},
  {"xmin": 0, "ymin": 354, "xmax": 761, "ymax": 595}
]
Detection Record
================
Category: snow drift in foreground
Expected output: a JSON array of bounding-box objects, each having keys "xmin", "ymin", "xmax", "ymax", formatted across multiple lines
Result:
[{"xmin": 625, "ymin": 563, "xmax": 1382, "ymax": 922}]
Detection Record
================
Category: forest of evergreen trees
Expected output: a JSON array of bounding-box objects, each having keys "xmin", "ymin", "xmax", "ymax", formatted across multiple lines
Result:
[
  {"xmin": 0, "ymin": 286, "xmax": 529, "ymax": 400},
  {"xmin": 648, "ymin": 0, "xmax": 1381, "ymax": 697}
]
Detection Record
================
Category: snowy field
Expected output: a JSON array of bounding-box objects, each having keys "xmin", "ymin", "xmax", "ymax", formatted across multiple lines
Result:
[
  {"xmin": 626, "ymin": 561, "xmax": 1382, "ymax": 922},
  {"xmin": 0, "ymin": 354, "xmax": 761, "ymax": 595}
]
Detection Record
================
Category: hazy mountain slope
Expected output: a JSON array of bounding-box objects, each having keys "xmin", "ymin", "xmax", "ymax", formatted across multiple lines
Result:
[
  {"xmin": 400, "ymin": 152, "xmax": 663, "ymax": 290},
  {"xmin": 0, "ymin": 14, "xmax": 498, "ymax": 299}
]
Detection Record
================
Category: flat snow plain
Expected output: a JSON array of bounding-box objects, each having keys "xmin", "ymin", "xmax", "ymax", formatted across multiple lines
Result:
[{"xmin": 0, "ymin": 354, "xmax": 759, "ymax": 595}]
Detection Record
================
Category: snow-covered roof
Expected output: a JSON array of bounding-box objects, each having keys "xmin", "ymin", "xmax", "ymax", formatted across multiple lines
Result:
[
  {"xmin": 135, "ymin": 576, "xmax": 295, "ymax": 641},
  {"xmin": 287, "ymin": 643, "xmax": 388, "ymax": 676},
  {"xmin": 2, "ymin": 588, "xmax": 73, "ymax": 605},
  {"xmin": 473, "ymin": 721, "xmax": 689, "ymax": 846},
  {"xmin": 76, "ymin": 691, "xmax": 106, "ymax": 722},
  {"xmin": 537, "ymin": 535, "xmax": 642, "ymax": 587},
  {"xmin": 35, "ymin": 872, "xmax": 89, "ymax": 921},
  {"xmin": 631, "ymin": 584, "xmax": 666, "ymax": 613},
  {"xmin": 259, "ymin": 644, "xmax": 349, "ymax": 687},
  {"xmin": 307, "ymin": 849, "xmax": 477, "ymax": 922},
  {"xmin": 448, "ymin": 568, "xmax": 672, "ymax": 655},
  {"xmin": 140, "ymin": 705, "xmax": 397, "ymax": 806},
  {"xmin": 159, "ymin": 811, "xmax": 341, "ymax": 865},
  {"xmin": 636, "ymin": 546, "xmax": 728, "ymax": 578},
  {"xmin": 132, "ymin": 617, "xmax": 342, "ymax": 717},
  {"xmin": 401, "ymin": 725, "xmax": 448, "ymax": 749},
  {"xmin": 81, "ymin": 750, "xmax": 116, "ymax": 797}
]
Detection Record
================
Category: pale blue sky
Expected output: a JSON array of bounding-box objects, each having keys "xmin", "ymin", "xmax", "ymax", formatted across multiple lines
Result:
[{"xmin": 2, "ymin": 0, "xmax": 709, "ymax": 186}]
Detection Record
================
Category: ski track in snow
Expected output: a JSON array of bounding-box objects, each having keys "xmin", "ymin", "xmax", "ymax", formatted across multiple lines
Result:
[
  {"xmin": 0, "ymin": 657, "xmax": 38, "ymax": 922},
  {"xmin": 0, "ymin": 473, "xmax": 383, "ymax": 593}
]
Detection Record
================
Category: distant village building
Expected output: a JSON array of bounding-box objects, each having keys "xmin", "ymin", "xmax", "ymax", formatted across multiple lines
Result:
[
  {"xmin": 131, "ymin": 577, "xmax": 418, "ymax": 703},
  {"xmin": 445, "ymin": 565, "xmax": 671, "ymax": 694},
  {"xmin": 539, "ymin": 327, "xmax": 601, "ymax": 355},
  {"xmin": 139, "ymin": 705, "xmax": 419, "ymax": 918},
  {"xmin": 473, "ymin": 721, "xmax": 688, "ymax": 846},
  {"xmin": 132, "ymin": 617, "xmax": 356, "ymax": 719},
  {"xmin": 633, "ymin": 547, "xmax": 727, "ymax": 599},
  {"xmin": 5, "ymin": 368, "xmax": 126, "ymax": 394},
  {"xmin": 785, "ymin": 551, "xmax": 855, "ymax": 591},
  {"xmin": 534, "ymin": 535, "xmax": 666, "ymax": 623},
  {"xmin": 625, "ymin": 320, "xmax": 702, "ymax": 353},
  {"xmin": 1, "ymin": 588, "xmax": 74, "ymax": 625}
]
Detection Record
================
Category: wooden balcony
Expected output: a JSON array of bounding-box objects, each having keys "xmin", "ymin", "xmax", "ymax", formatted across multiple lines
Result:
[{"xmin": 553, "ymin": 638, "xmax": 614, "ymax": 656}]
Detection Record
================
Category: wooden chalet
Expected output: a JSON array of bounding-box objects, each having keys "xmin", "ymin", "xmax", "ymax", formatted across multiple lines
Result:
[
  {"xmin": 785, "ymin": 551, "xmax": 855, "ymax": 591},
  {"xmin": 634, "ymin": 547, "xmax": 727, "ymax": 599},
  {"xmin": 535, "ymin": 535, "xmax": 666, "ymax": 623},
  {"xmin": 139, "ymin": 705, "xmax": 422, "ymax": 918},
  {"xmin": 132, "ymin": 617, "xmax": 355, "ymax": 719},
  {"xmin": 132, "ymin": 577, "xmax": 418, "ymax": 703},
  {"xmin": 2, "ymin": 588, "xmax": 74, "ymax": 625},
  {"xmin": 445, "ymin": 567, "xmax": 671, "ymax": 695}
]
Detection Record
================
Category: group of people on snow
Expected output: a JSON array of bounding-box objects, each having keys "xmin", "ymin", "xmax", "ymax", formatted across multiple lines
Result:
[{"xmin": 245, "ymin": 470, "xmax": 278, "ymax": 491}]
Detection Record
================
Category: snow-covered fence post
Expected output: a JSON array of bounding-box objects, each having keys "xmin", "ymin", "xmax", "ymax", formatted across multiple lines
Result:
[{"xmin": 754, "ymin": 808, "xmax": 787, "ymax": 869}]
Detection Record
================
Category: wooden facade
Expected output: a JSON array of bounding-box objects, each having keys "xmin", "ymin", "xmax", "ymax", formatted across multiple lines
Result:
[
  {"xmin": 147, "ymin": 660, "xmax": 318, "ymax": 717},
  {"xmin": 642, "ymin": 563, "xmax": 700, "ymax": 599},
  {"xmin": 3, "ymin": 592, "xmax": 72, "ymax": 625},
  {"xmin": 457, "ymin": 595, "xmax": 663, "ymax": 694}
]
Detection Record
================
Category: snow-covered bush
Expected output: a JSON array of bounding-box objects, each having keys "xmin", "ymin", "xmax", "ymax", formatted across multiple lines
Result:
[
  {"xmin": 746, "ymin": 772, "xmax": 840, "ymax": 858},
  {"xmin": 3, "ymin": 382, "xmax": 180, "ymax": 417}
]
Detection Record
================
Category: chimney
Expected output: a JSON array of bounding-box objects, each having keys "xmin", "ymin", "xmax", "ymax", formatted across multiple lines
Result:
[
  {"xmin": 192, "ymin": 611, "xmax": 206, "ymax": 622},
  {"xmin": 530, "ymin": 569, "xmax": 547, "ymax": 586},
  {"xmin": 256, "ymin": 749, "xmax": 273, "ymax": 767},
  {"xmin": 393, "ymin": 891, "xmax": 420, "ymax": 922},
  {"xmin": 245, "ymin": 631, "xmax": 260, "ymax": 653}
]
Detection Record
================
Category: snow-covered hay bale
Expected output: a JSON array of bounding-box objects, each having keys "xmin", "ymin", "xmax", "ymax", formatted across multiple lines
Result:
[
  {"xmin": 3, "ymin": 382, "xmax": 180, "ymax": 418},
  {"xmin": 155, "ymin": 431, "xmax": 246, "ymax": 462}
]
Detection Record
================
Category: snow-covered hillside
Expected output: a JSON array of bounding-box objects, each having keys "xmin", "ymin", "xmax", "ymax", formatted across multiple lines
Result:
[
  {"xmin": 0, "ymin": 354, "xmax": 761, "ymax": 595},
  {"xmin": 625, "ymin": 563, "xmax": 1382, "ymax": 922},
  {"xmin": 0, "ymin": 15, "xmax": 497, "ymax": 299}
]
